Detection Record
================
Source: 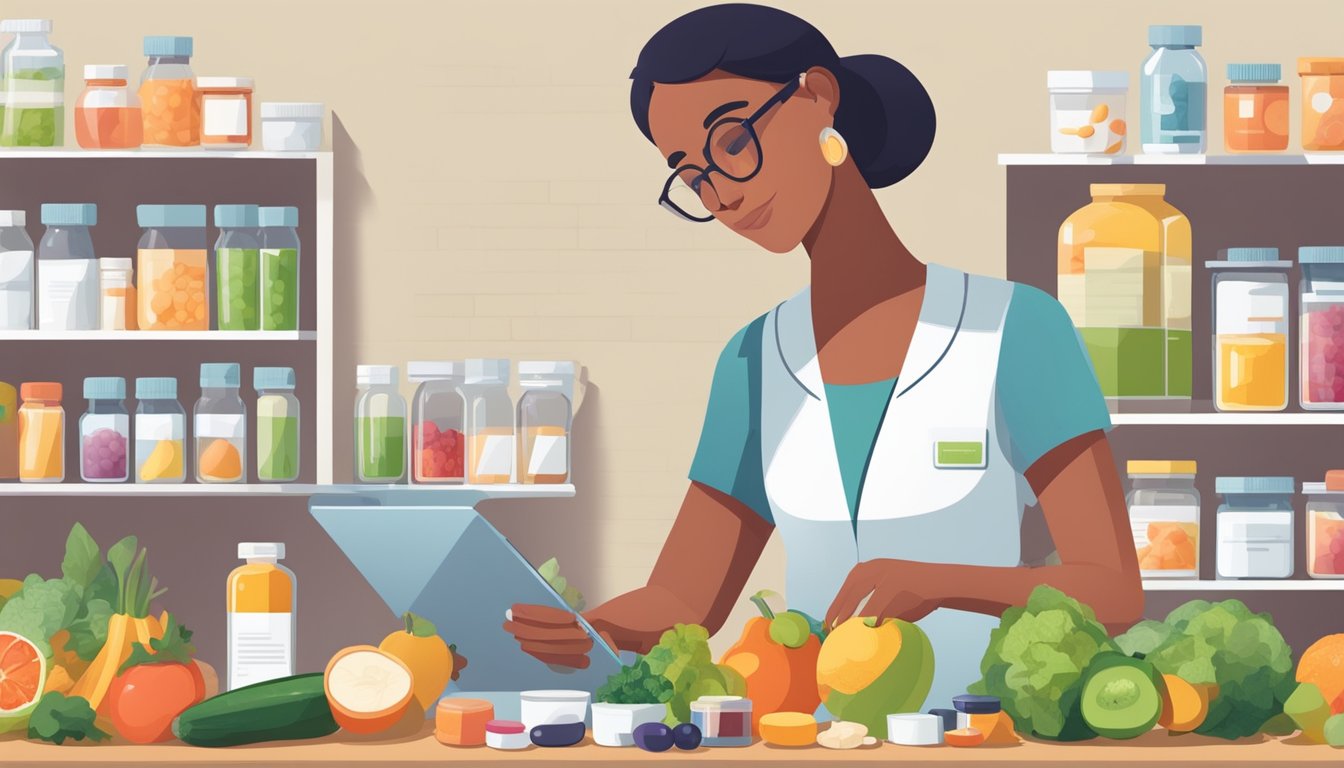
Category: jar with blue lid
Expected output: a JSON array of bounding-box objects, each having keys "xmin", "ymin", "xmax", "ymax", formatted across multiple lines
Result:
[
  {"xmin": 1215, "ymin": 476, "xmax": 1294, "ymax": 580},
  {"xmin": 1141, "ymin": 25, "xmax": 1207, "ymax": 154}
]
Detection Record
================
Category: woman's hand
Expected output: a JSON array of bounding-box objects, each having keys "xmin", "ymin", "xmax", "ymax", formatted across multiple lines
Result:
[
  {"xmin": 824, "ymin": 559, "xmax": 941, "ymax": 629},
  {"xmin": 502, "ymin": 604, "xmax": 617, "ymax": 669}
]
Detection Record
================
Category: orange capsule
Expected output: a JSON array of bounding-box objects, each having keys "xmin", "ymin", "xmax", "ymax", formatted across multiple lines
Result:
[
  {"xmin": 1110, "ymin": 119, "xmax": 1127, "ymax": 136},
  {"xmin": 1077, "ymin": 125, "xmax": 1096, "ymax": 139}
]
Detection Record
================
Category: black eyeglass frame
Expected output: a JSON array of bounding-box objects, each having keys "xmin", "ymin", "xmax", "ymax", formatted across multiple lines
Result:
[{"xmin": 658, "ymin": 74, "xmax": 804, "ymax": 223}]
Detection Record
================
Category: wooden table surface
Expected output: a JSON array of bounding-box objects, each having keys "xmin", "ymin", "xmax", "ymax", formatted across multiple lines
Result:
[{"xmin": 2, "ymin": 723, "xmax": 1342, "ymax": 767}]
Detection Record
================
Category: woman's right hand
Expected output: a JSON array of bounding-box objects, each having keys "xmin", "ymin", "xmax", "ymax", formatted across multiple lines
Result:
[{"xmin": 503, "ymin": 604, "xmax": 613, "ymax": 669}]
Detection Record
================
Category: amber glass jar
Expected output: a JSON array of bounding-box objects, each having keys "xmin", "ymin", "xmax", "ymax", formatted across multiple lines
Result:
[{"xmin": 1224, "ymin": 64, "xmax": 1289, "ymax": 152}]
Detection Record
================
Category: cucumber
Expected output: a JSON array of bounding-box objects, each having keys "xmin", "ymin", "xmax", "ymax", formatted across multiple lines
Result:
[{"xmin": 172, "ymin": 673, "xmax": 338, "ymax": 747}]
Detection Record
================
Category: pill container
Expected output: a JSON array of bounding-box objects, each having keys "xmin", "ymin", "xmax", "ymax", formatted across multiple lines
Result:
[
  {"xmin": 927, "ymin": 709, "xmax": 958, "ymax": 732},
  {"xmin": 952, "ymin": 694, "xmax": 1002, "ymax": 730},
  {"xmin": 1047, "ymin": 70, "xmax": 1127, "ymax": 155},
  {"xmin": 198, "ymin": 77, "xmax": 253, "ymax": 149},
  {"xmin": 258, "ymin": 206, "xmax": 300, "ymax": 331},
  {"xmin": 1300, "ymin": 247, "xmax": 1344, "ymax": 409},
  {"xmin": 409, "ymin": 361, "xmax": 465, "ymax": 484},
  {"xmin": 690, "ymin": 696, "xmax": 752, "ymax": 747},
  {"xmin": 255, "ymin": 367, "xmax": 300, "ymax": 482},
  {"xmin": 355, "ymin": 365, "xmax": 406, "ymax": 483},
  {"xmin": 1140, "ymin": 25, "xmax": 1207, "ymax": 154},
  {"xmin": 99, "ymin": 258, "xmax": 136, "ymax": 331},
  {"xmin": 38, "ymin": 203, "xmax": 99, "ymax": 331},
  {"xmin": 464, "ymin": 359, "xmax": 514, "ymax": 484},
  {"xmin": 136, "ymin": 204, "xmax": 209, "ymax": 330},
  {"xmin": 195, "ymin": 363, "xmax": 247, "ymax": 484},
  {"xmin": 75, "ymin": 64, "xmax": 142, "ymax": 149},
  {"xmin": 1209, "ymin": 248, "xmax": 1291, "ymax": 412},
  {"xmin": 0, "ymin": 210, "xmax": 34, "ymax": 331},
  {"xmin": 139, "ymin": 36, "xmax": 198, "ymax": 147},
  {"xmin": 435, "ymin": 698, "xmax": 494, "ymax": 746},
  {"xmin": 485, "ymin": 720, "xmax": 529, "ymax": 750},
  {"xmin": 1300, "ymin": 58, "xmax": 1344, "ymax": 151},
  {"xmin": 1304, "ymin": 477, "xmax": 1344, "ymax": 579},
  {"xmin": 18, "ymin": 382, "xmax": 63, "ymax": 482},
  {"xmin": 214, "ymin": 204, "xmax": 261, "ymax": 331},
  {"xmin": 519, "ymin": 690, "xmax": 590, "ymax": 729},
  {"xmin": 1224, "ymin": 64, "xmax": 1289, "ymax": 153},
  {"xmin": 134, "ymin": 377, "xmax": 185, "ymax": 483},
  {"xmin": 0, "ymin": 19, "xmax": 64, "ymax": 147},
  {"xmin": 260, "ymin": 102, "xmax": 323, "ymax": 151},
  {"xmin": 80, "ymin": 377, "xmax": 128, "ymax": 483},
  {"xmin": 1126, "ymin": 461, "xmax": 1200, "ymax": 579},
  {"xmin": 517, "ymin": 361, "xmax": 574, "ymax": 484},
  {"xmin": 1215, "ymin": 476, "xmax": 1294, "ymax": 580},
  {"xmin": 886, "ymin": 714, "xmax": 943, "ymax": 746}
]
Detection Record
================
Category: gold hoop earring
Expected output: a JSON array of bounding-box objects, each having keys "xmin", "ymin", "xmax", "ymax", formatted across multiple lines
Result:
[{"xmin": 819, "ymin": 127, "xmax": 848, "ymax": 166}]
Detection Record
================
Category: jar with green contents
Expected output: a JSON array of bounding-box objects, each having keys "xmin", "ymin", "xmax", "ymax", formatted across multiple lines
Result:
[
  {"xmin": 215, "ymin": 204, "xmax": 260, "ymax": 331},
  {"xmin": 0, "ymin": 19, "xmax": 64, "ymax": 147},
  {"xmin": 255, "ymin": 366, "xmax": 300, "ymax": 482},
  {"xmin": 259, "ymin": 206, "xmax": 300, "ymax": 331},
  {"xmin": 355, "ymin": 364, "xmax": 405, "ymax": 483}
]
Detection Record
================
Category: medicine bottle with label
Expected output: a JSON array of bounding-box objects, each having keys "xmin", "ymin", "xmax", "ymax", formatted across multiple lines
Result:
[
  {"xmin": 195, "ymin": 363, "xmax": 247, "ymax": 483},
  {"xmin": 227, "ymin": 542, "xmax": 296, "ymax": 690},
  {"xmin": 517, "ymin": 361, "xmax": 574, "ymax": 484},
  {"xmin": 464, "ymin": 358, "xmax": 513, "ymax": 484},
  {"xmin": 135, "ymin": 377, "xmax": 186, "ymax": 484}
]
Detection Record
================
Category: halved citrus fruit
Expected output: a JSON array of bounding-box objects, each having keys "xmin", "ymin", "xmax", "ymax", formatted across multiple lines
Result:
[
  {"xmin": 0, "ymin": 631, "xmax": 46, "ymax": 734},
  {"xmin": 324, "ymin": 645, "xmax": 413, "ymax": 734}
]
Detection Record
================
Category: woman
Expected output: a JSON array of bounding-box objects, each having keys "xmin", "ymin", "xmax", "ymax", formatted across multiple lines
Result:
[{"xmin": 505, "ymin": 3, "xmax": 1142, "ymax": 708}]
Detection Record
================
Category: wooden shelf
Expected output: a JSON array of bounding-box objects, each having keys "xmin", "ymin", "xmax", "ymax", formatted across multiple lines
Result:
[
  {"xmin": 0, "ymin": 330, "xmax": 315, "ymax": 342},
  {"xmin": 0, "ymin": 483, "xmax": 575, "ymax": 500}
]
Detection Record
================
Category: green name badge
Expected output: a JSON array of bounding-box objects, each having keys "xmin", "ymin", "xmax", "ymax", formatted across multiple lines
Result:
[{"xmin": 931, "ymin": 429, "xmax": 988, "ymax": 469}]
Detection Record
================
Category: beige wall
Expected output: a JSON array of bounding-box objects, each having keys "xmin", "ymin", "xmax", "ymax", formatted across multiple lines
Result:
[{"xmin": 13, "ymin": 0, "xmax": 1344, "ymax": 652}]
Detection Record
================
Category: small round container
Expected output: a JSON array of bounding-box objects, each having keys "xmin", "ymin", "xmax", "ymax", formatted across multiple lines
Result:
[
  {"xmin": 689, "ymin": 695, "xmax": 752, "ymax": 747},
  {"xmin": 887, "ymin": 713, "xmax": 943, "ymax": 746},
  {"xmin": 485, "ymin": 719, "xmax": 529, "ymax": 750},
  {"xmin": 260, "ymin": 102, "xmax": 323, "ymax": 151},
  {"xmin": 952, "ymin": 694, "xmax": 1001, "ymax": 729},
  {"xmin": 1048, "ymin": 70, "xmax": 1128, "ymax": 155},
  {"xmin": 435, "ymin": 698, "xmax": 494, "ymax": 747},
  {"xmin": 519, "ymin": 690, "xmax": 589, "ymax": 730},
  {"xmin": 197, "ymin": 76, "xmax": 253, "ymax": 149},
  {"xmin": 1215, "ymin": 476, "xmax": 1295, "ymax": 580}
]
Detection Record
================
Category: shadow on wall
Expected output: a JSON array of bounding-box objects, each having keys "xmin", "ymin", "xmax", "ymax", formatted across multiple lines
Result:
[
  {"xmin": 483, "ymin": 372, "xmax": 608, "ymax": 605},
  {"xmin": 333, "ymin": 113, "xmax": 374, "ymax": 483}
]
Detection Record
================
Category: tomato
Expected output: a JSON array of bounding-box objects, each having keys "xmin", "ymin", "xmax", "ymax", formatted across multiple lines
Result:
[{"xmin": 104, "ymin": 662, "xmax": 205, "ymax": 743}]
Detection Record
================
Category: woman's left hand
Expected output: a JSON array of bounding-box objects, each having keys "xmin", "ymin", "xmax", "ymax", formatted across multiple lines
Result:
[{"xmin": 824, "ymin": 559, "xmax": 940, "ymax": 629}]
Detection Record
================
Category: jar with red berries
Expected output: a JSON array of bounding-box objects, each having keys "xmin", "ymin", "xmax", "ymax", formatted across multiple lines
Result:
[
  {"xmin": 1300, "ymin": 247, "xmax": 1344, "ymax": 409},
  {"xmin": 1305, "ymin": 475, "xmax": 1344, "ymax": 578},
  {"xmin": 409, "ymin": 361, "xmax": 465, "ymax": 484}
]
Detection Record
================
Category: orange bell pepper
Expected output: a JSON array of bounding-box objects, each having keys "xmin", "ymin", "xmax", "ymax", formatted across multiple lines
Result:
[{"xmin": 718, "ymin": 590, "xmax": 823, "ymax": 731}]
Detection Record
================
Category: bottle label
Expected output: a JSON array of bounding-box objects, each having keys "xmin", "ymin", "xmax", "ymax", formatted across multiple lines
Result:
[
  {"xmin": 227, "ymin": 611, "xmax": 294, "ymax": 691},
  {"xmin": 528, "ymin": 434, "xmax": 568, "ymax": 476},
  {"xmin": 136, "ymin": 413, "xmax": 180, "ymax": 440},
  {"xmin": 0, "ymin": 250, "xmax": 34, "ymax": 330},
  {"xmin": 38, "ymin": 258, "xmax": 99, "ymax": 330},
  {"xmin": 197, "ymin": 413, "xmax": 245, "ymax": 439},
  {"xmin": 81, "ymin": 413, "xmax": 127, "ymax": 435},
  {"xmin": 203, "ymin": 96, "xmax": 248, "ymax": 138},
  {"xmin": 475, "ymin": 433, "xmax": 513, "ymax": 476}
]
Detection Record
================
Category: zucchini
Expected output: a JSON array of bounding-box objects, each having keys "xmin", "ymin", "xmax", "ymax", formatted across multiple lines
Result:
[{"xmin": 172, "ymin": 673, "xmax": 338, "ymax": 747}]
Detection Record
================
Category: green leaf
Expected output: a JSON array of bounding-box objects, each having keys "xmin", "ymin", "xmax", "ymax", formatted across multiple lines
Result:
[
  {"xmin": 106, "ymin": 536, "xmax": 136, "ymax": 613},
  {"xmin": 550, "ymin": 575, "xmax": 568, "ymax": 595},
  {"xmin": 60, "ymin": 524, "xmax": 103, "ymax": 590},
  {"xmin": 65, "ymin": 599, "xmax": 113, "ymax": 661},
  {"xmin": 538, "ymin": 557, "xmax": 560, "ymax": 583},
  {"xmin": 404, "ymin": 611, "xmax": 439, "ymax": 639},
  {"xmin": 26, "ymin": 692, "xmax": 110, "ymax": 745},
  {"xmin": 118, "ymin": 613, "xmax": 196, "ymax": 675}
]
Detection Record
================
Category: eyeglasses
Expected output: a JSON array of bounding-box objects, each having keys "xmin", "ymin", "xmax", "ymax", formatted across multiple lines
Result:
[{"xmin": 659, "ymin": 74, "xmax": 803, "ymax": 223}]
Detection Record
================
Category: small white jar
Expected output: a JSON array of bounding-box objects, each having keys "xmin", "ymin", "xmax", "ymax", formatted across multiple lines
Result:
[
  {"xmin": 260, "ymin": 102, "xmax": 324, "ymax": 151},
  {"xmin": 1048, "ymin": 71, "xmax": 1128, "ymax": 155},
  {"xmin": 485, "ymin": 719, "xmax": 529, "ymax": 750}
]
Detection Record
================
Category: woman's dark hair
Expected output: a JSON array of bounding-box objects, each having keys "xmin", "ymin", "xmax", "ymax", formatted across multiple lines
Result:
[{"xmin": 630, "ymin": 3, "xmax": 936, "ymax": 189}]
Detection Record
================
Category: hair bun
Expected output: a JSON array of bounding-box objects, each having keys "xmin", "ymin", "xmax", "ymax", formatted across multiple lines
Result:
[{"xmin": 832, "ymin": 54, "xmax": 936, "ymax": 188}]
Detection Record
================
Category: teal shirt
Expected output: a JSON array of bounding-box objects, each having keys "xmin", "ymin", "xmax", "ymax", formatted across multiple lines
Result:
[{"xmin": 687, "ymin": 282, "xmax": 1112, "ymax": 523}]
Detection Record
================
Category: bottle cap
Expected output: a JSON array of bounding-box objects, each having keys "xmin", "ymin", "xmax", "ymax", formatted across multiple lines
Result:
[
  {"xmin": 214, "ymin": 204, "xmax": 260, "ymax": 229},
  {"xmin": 952, "ymin": 694, "xmax": 1002, "ymax": 715},
  {"xmin": 20, "ymin": 382, "xmax": 61, "ymax": 401},
  {"xmin": 200, "ymin": 363, "xmax": 241, "ymax": 388},
  {"xmin": 1301, "ymin": 58, "xmax": 1344, "ymax": 76},
  {"xmin": 259, "ymin": 206, "xmax": 300, "ymax": 228},
  {"xmin": 1208, "ymin": 247, "xmax": 1292, "ymax": 269},
  {"xmin": 357, "ymin": 365, "xmax": 397, "ymax": 386},
  {"xmin": 1090, "ymin": 183, "xmax": 1165, "ymax": 198},
  {"xmin": 254, "ymin": 367, "xmax": 296, "ymax": 390},
  {"xmin": 1227, "ymin": 63, "xmax": 1281, "ymax": 83},
  {"xmin": 1216, "ymin": 476, "xmax": 1295, "ymax": 495},
  {"xmin": 1127, "ymin": 460, "xmax": 1197, "ymax": 476},
  {"xmin": 238, "ymin": 542, "xmax": 285, "ymax": 559},
  {"xmin": 1149, "ymin": 24, "xmax": 1201, "ymax": 47},
  {"xmin": 1299, "ymin": 246, "xmax": 1344, "ymax": 264},
  {"xmin": 85, "ymin": 64, "xmax": 129, "ymax": 81},
  {"xmin": 84, "ymin": 376, "xmax": 126, "ymax": 401},
  {"xmin": 196, "ymin": 76, "xmax": 254, "ymax": 90},
  {"xmin": 518, "ymin": 361, "xmax": 575, "ymax": 377},
  {"xmin": 0, "ymin": 210, "xmax": 25, "ymax": 227},
  {"xmin": 137, "ymin": 204, "xmax": 205, "ymax": 228},
  {"xmin": 408, "ymin": 361, "xmax": 461, "ymax": 381},
  {"xmin": 1046, "ymin": 70, "xmax": 1128, "ymax": 91},
  {"xmin": 136, "ymin": 377, "xmax": 177, "ymax": 400},
  {"xmin": 0, "ymin": 19, "xmax": 52, "ymax": 33},
  {"xmin": 41, "ymin": 204, "xmax": 97, "ymax": 227},
  {"xmin": 143, "ymin": 35, "xmax": 193, "ymax": 57},
  {"xmin": 465, "ymin": 358, "xmax": 509, "ymax": 385},
  {"xmin": 260, "ymin": 102, "xmax": 324, "ymax": 120}
]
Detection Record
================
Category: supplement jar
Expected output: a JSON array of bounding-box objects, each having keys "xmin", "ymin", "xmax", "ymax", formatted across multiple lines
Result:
[
  {"xmin": 409, "ymin": 361, "xmax": 465, "ymax": 484},
  {"xmin": 1047, "ymin": 70, "xmax": 1127, "ymax": 155},
  {"xmin": 1300, "ymin": 246, "xmax": 1344, "ymax": 409},
  {"xmin": 0, "ymin": 19, "xmax": 64, "ymax": 147},
  {"xmin": 0, "ymin": 210, "xmax": 34, "ymax": 331},
  {"xmin": 139, "ymin": 36, "xmax": 198, "ymax": 147},
  {"xmin": 255, "ymin": 367, "xmax": 300, "ymax": 483},
  {"xmin": 198, "ymin": 77, "xmax": 253, "ymax": 149},
  {"xmin": 79, "ymin": 376, "xmax": 128, "ymax": 483},
  {"xmin": 214, "ymin": 204, "xmax": 261, "ymax": 331},
  {"xmin": 1208, "ymin": 248, "xmax": 1291, "ymax": 412},
  {"xmin": 464, "ymin": 358, "xmax": 514, "ymax": 484},
  {"xmin": 136, "ymin": 204, "xmax": 208, "ymax": 330},
  {"xmin": 260, "ymin": 102, "xmax": 323, "ymax": 151},
  {"xmin": 134, "ymin": 377, "xmax": 186, "ymax": 484},
  {"xmin": 37, "ymin": 203, "xmax": 99, "ymax": 331},
  {"xmin": 1300, "ymin": 58, "xmax": 1344, "ymax": 151},
  {"xmin": 1126, "ymin": 461, "xmax": 1200, "ymax": 579},
  {"xmin": 18, "ymin": 382, "xmax": 63, "ymax": 482},
  {"xmin": 355, "ymin": 364, "xmax": 406, "ymax": 483},
  {"xmin": 75, "ymin": 64, "xmax": 142, "ymax": 149},
  {"xmin": 195, "ymin": 363, "xmax": 247, "ymax": 484},
  {"xmin": 1304, "ymin": 478, "xmax": 1344, "ymax": 579},
  {"xmin": 1215, "ymin": 476, "xmax": 1294, "ymax": 580},
  {"xmin": 1223, "ymin": 63, "xmax": 1289, "ymax": 152},
  {"xmin": 98, "ymin": 257, "xmax": 136, "ymax": 331},
  {"xmin": 258, "ymin": 206, "xmax": 300, "ymax": 331},
  {"xmin": 517, "ymin": 361, "xmax": 574, "ymax": 484},
  {"xmin": 1140, "ymin": 25, "xmax": 1207, "ymax": 154}
]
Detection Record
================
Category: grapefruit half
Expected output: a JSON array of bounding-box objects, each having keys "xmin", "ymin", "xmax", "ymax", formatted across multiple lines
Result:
[{"xmin": 0, "ymin": 631, "xmax": 46, "ymax": 734}]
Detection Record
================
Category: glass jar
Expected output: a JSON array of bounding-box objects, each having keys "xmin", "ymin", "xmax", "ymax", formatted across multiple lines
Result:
[
  {"xmin": 0, "ymin": 210, "xmax": 34, "ymax": 331},
  {"xmin": 1140, "ymin": 25, "xmax": 1207, "ymax": 154},
  {"xmin": 1299, "ymin": 58, "xmax": 1344, "ymax": 152},
  {"xmin": 1223, "ymin": 63, "xmax": 1289, "ymax": 153},
  {"xmin": 355, "ymin": 365, "xmax": 406, "ymax": 483},
  {"xmin": 139, "ymin": 36, "xmax": 198, "ymax": 147},
  {"xmin": 75, "ymin": 64, "xmax": 142, "ymax": 149},
  {"xmin": 1047, "ymin": 70, "xmax": 1128, "ymax": 155},
  {"xmin": 98, "ymin": 258, "xmax": 136, "ymax": 331},
  {"xmin": 136, "ymin": 204, "xmax": 208, "ymax": 330},
  {"xmin": 37, "ymin": 203, "xmax": 99, "ymax": 331},
  {"xmin": 255, "ymin": 367, "xmax": 299, "ymax": 483},
  {"xmin": 0, "ymin": 381, "xmax": 15, "ymax": 480},
  {"xmin": 215, "ymin": 205, "xmax": 260, "ymax": 331},
  {"xmin": 18, "ymin": 382, "xmax": 63, "ymax": 482},
  {"xmin": 79, "ymin": 376, "xmax": 128, "ymax": 483},
  {"xmin": 198, "ymin": 77, "xmax": 253, "ymax": 149},
  {"xmin": 1208, "ymin": 248, "xmax": 1291, "ymax": 412},
  {"xmin": 409, "ymin": 361, "xmax": 465, "ymax": 485},
  {"xmin": 195, "ymin": 363, "xmax": 246, "ymax": 483},
  {"xmin": 259, "ymin": 207, "xmax": 300, "ymax": 331},
  {"xmin": 517, "ymin": 361, "xmax": 574, "ymax": 485},
  {"xmin": 1300, "ymin": 247, "xmax": 1344, "ymax": 409},
  {"xmin": 260, "ymin": 102, "xmax": 323, "ymax": 151},
  {"xmin": 1304, "ymin": 479, "xmax": 1344, "ymax": 579},
  {"xmin": 1058, "ymin": 184, "xmax": 1192, "ymax": 399},
  {"xmin": 134, "ymin": 377, "xmax": 185, "ymax": 483},
  {"xmin": 1126, "ymin": 461, "xmax": 1199, "ymax": 579},
  {"xmin": 0, "ymin": 19, "xmax": 63, "ymax": 147},
  {"xmin": 1215, "ymin": 476, "xmax": 1294, "ymax": 580},
  {"xmin": 464, "ymin": 358, "xmax": 514, "ymax": 484}
]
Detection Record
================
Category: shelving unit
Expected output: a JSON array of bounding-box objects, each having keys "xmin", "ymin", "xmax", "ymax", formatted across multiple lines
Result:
[
  {"xmin": 0, "ymin": 482, "xmax": 574, "ymax": 500},
  {"xmin": 0, "ymin": 330, "xmax": 315, "ymax": 341},
  {"xmin": 1143, "ymin": 579, "xmax": 1344, "ymax": 591},
  {"xmin": 1109, "ymin": 412, "xmax": 1344, "ymax": 426}
]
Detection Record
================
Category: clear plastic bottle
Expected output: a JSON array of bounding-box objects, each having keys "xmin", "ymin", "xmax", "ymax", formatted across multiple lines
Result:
[
  {"xmin": 0, "ymin": 19, "xmax": 64, "ymax": 147},
  {"xmin": 409, "ymin": 361, "xmax": 465, "ymax": 484},
  {"xmin": 255, "ymin": 367, "xmax": 300, "ymax": 483},
  {"xmin": 134, "ymin": 377, "xmax": 185, "ymax": 483},
  {"xmin": 517, "ymin": 361, "xmax": 574, "ymax": 484},
  {"xmin": 18, "ymin": 382, "xmax": 63, "ymax": 482},
  {"xmin": 355, "ymin": 365, "xmax": 406, "ymax": 483},
  {"xmin": 464, "ymin": 358, "xmax": 514, "ymax": 484},
  {"xmin": 1126, "ymin": 461, "xmax": 1199, "ymax": 579},
  {"xmin": 0, "ymin": 210, "xmax": 35, "ymax": 331},
  {"xmin": 227, "ymin": 542, "xmax": 296, "ymax": 690},
  {"xmin": 75, "ymin": 64, "xmax": 142, "ymax": 149},
  {"xmin": 38, "ymin": 203, "xmax": 99, "ymax": 331},
  {"xmin": 195, "ymin": 363, "xmax": 247, "ymax": 483},
  {"xmin": 1140, "ymin": 25, "xmax": 1207, "ymax": 155},
  {"xmin": 139, "ymin": 36, "xmax": 198, "ymax": 148},
  {"xmin": 215, "ymin": 205, "xmax": 260, "ymax": 331},
  {"xmin": 1208, "ymin": 248, "xmax": 1291, "ymax": 412},
  {"xmin": 80, "ymin": 377, "xmax": 128, "ymax": 483},
  {"xmin": 259, "ymin": 207, "xmax": 300, "ymax": 331},
  {"xmin": 136, "ymin": 204, "xmax": 208, "ymax": 331}
]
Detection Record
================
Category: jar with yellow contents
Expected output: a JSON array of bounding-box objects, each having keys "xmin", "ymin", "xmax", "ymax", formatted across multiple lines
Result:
[
  {"xmin": 136, "ymin": 204, "xmax": 209, "ymax": 331},
  {"xmin": 1208, "ymin": 248, "xmax": 1292, "ymax": 412}
]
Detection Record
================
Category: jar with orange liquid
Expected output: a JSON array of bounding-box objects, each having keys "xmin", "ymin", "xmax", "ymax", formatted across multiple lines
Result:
[
  {"xmin": 465, "ymin": 358, "xmax": 513, "ymax": 484},
  {"xmin": 17, "ymin": 382, "xmax": 63, "ymax": 482},
  {"xmin": 1223, "ymin": 63, "xmax": 1289, "ymax": 152},
  {"xmin": 1126, "ymin": 461, "xmax": 1199, "ymax": 579},
  {"xmin": 136, "ymin": 205, "xmax": 209, "ymax": 330},
  {"xmin": 227, "ymin": 542, "xmax": 296, "ymax": 691},
  {"xmin": 1208, "ymin": 248, "xmax": 1291, "ymax": 412},
  {"xmin": 74, "ymin": 65, "xmax": 142, "ymax": 149},
  {"xmin": 139, "ymin": 36, "xmax": 198, "ymax": 148},
  {"xmin": 517, "ymin": 361, "xmax": 573, "ymax": 484}
]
